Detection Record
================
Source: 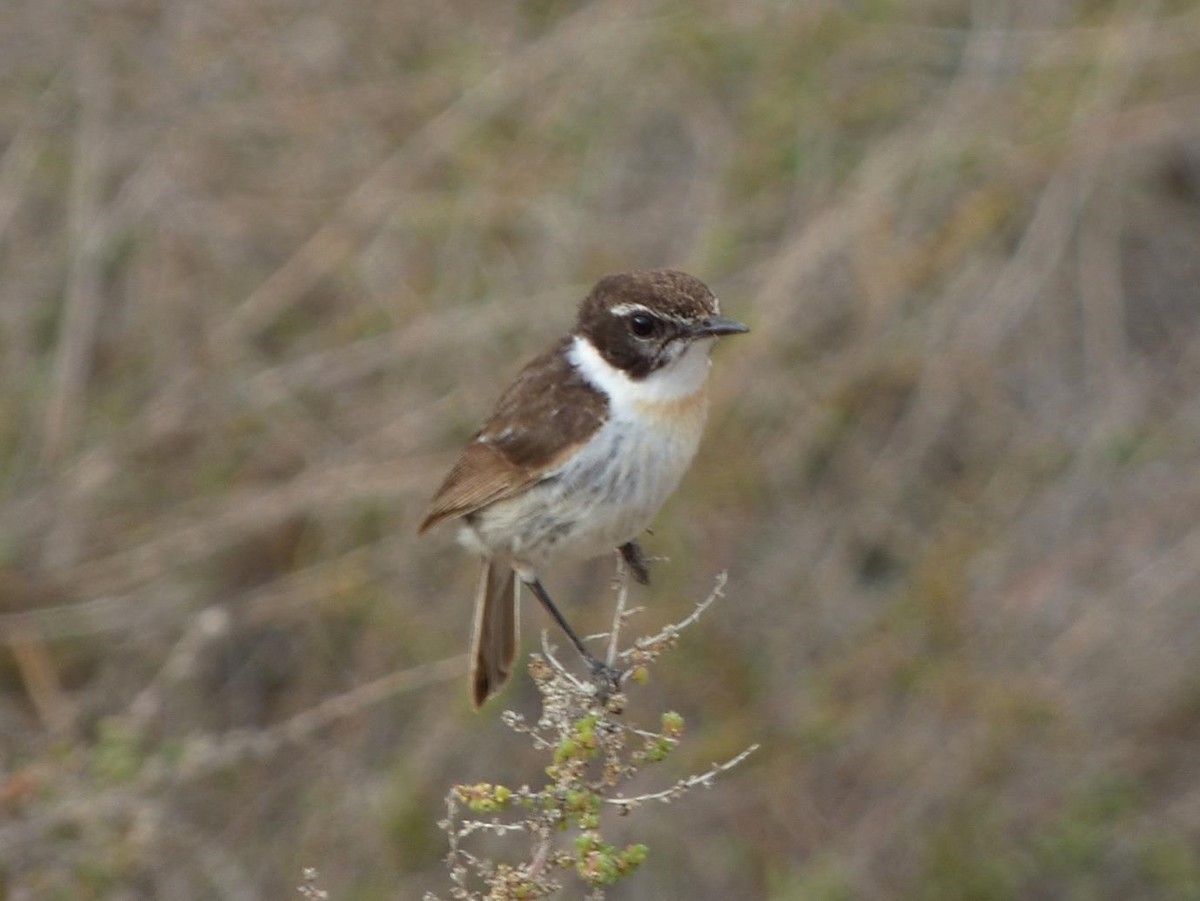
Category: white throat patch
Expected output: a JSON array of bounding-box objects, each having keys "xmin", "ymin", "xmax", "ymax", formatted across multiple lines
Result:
[{"xmin": 568, "ymin": 335, "xmax": 713, "ymax": 412}]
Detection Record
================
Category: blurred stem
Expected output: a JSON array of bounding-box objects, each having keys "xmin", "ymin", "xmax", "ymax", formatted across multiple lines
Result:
[{"xmin": 42, "ymin": 41, "xmax": 111, "ymax": 572}]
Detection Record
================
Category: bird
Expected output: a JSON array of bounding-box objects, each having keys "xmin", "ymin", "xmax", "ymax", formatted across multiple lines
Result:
[{"xmin": 417, "ymin": 269, "xmax": 748, "ymax": 707}]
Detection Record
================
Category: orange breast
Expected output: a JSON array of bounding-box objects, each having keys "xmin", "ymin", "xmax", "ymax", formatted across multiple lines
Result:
[{"xmin": 632, "ymin": 384, "xmax": 709, "ymax": 428}]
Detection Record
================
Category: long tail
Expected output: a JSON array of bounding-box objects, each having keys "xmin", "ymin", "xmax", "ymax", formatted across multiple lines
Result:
[{"xmin": 468, "ymin": 559, "xmax": 518, "ymax": 708}]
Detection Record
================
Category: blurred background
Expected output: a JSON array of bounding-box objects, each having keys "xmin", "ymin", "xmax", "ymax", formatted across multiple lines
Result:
[{"xmin": 2, "ymin": 0, "xmax": 1200, "ymax": 897}]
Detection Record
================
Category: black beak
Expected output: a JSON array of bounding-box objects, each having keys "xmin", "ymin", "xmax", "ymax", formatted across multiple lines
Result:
[{"xmin": 691, "ymin": 315, "xmax": 750, "ymax": 338}]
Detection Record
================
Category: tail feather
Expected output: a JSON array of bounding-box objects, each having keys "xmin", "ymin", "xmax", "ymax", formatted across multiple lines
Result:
[{"xmin": 468, "ymin": 559, "xmax": 518, "ymax": 708}]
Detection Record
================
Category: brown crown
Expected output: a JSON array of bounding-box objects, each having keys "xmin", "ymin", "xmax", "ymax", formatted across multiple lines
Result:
[{"xmin": 576, "ymin": 270, "xmax": 718, "ymax": 325}]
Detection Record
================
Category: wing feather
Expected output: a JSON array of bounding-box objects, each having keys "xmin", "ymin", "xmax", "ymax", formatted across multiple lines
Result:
[
  {"xmin": 417, "ymin": 339, "xmax": 607, "ymax": 534},
  {"xmin": 417, "ymin": 442, "xmax": 537, "ymax": 534}
]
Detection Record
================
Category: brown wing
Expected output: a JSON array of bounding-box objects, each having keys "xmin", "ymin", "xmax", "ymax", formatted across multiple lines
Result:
[
  {"xmin": 416, "ymin": 441, "xmax": 538, "ymax": 534},
  {"xmin": 417, "ymin": 339, "xmax": 608, "ymax": 534}
]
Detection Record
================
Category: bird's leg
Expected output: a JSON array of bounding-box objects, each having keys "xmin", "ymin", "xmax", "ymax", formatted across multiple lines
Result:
[
  {"xmin": 618, "ymin": 540, "xmax": 651, "ymax": 585},
  {"xmin": 526, "ymin": 577, "xmax": 622, "ymax": 698}
]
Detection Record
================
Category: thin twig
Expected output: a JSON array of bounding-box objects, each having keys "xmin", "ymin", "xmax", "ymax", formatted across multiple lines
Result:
[
  {"xmin": 620, "ymin": 571, "xmax": 728, "ymax": 660},
  {"xmin": 606, "ymin": 744, "xmax": 760, "ymax": 810},
  {"xmin": 7, "ymin": 625, "xmax": 72, "ymax": 732},
  {"xmin": 124, "ymin": 606, "xmax": 233, "ymax": 730},
  {"xmin": 606, "ymin": 554, "xmax": 630, "ymax": 668},
  {"xmin": 539, "ymin": 632, "xmax": 587, "ymax": 693}
]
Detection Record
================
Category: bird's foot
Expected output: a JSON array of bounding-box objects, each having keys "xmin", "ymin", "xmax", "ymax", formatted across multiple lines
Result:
[
  {"xmin": 618, "ymin": 540, "xmax": 651, "ymax": 585},
  {"xmin": 587, "ymin": 658, "xmax": 626, "ymax": 712}
]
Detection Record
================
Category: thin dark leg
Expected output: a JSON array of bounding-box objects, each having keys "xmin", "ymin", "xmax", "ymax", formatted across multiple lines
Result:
[
  {"xmin": 526, "ymin": 577, "xmax": 622, "ymax": 696},
  {"xmin": 618, "ymin": 540, "xmax": 651, "ymax": 585},
  {"xmin": 526, "ymin": 577, "xmax": 593, "ymax": 661}
]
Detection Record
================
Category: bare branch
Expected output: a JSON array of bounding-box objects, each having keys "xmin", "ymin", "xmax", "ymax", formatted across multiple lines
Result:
[
  {"xmin": 619, "ymin": 571, "xmax": 728, "ymax": 661},
  {"xmin": 606, "ymin": 744, "xmax": 761, "ymax": 810}
]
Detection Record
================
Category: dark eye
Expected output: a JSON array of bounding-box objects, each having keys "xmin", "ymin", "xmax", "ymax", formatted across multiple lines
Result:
[{"xmin": 629, "ymin": 314, "xmax": 656, "ymax": 338}]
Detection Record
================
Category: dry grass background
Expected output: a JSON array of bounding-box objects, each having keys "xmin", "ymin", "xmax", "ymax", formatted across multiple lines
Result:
[{"xmin": 2, "ymin": 0, "xmax": 1200, "ymax": 897}]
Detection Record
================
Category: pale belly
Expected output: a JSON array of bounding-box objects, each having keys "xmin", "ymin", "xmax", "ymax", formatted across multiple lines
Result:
[{"xmin": 462, "ymin": 405, "xmax": 706, "ymax": 569}]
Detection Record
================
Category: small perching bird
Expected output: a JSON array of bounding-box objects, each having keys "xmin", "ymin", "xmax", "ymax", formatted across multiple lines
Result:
[{"xmin": 418, "ymin": 270, "xmax": 748, "ymax": 707}]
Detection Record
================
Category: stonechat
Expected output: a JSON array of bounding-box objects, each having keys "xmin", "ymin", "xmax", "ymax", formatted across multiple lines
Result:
[{"xmin": 418, "ymin": 270, "xmax": 748, "ymax": 707}]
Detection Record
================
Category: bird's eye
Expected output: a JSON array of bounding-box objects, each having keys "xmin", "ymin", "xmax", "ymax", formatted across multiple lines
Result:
[{"xmin": 629, "ymin": 314, "xmax": 656, "ymax": 338}]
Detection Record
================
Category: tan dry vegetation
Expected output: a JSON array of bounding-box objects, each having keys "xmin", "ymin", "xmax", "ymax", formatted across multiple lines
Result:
[{"xmin": 2, "ymin": 0, "xmax": 1200, "ymax": 897}]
